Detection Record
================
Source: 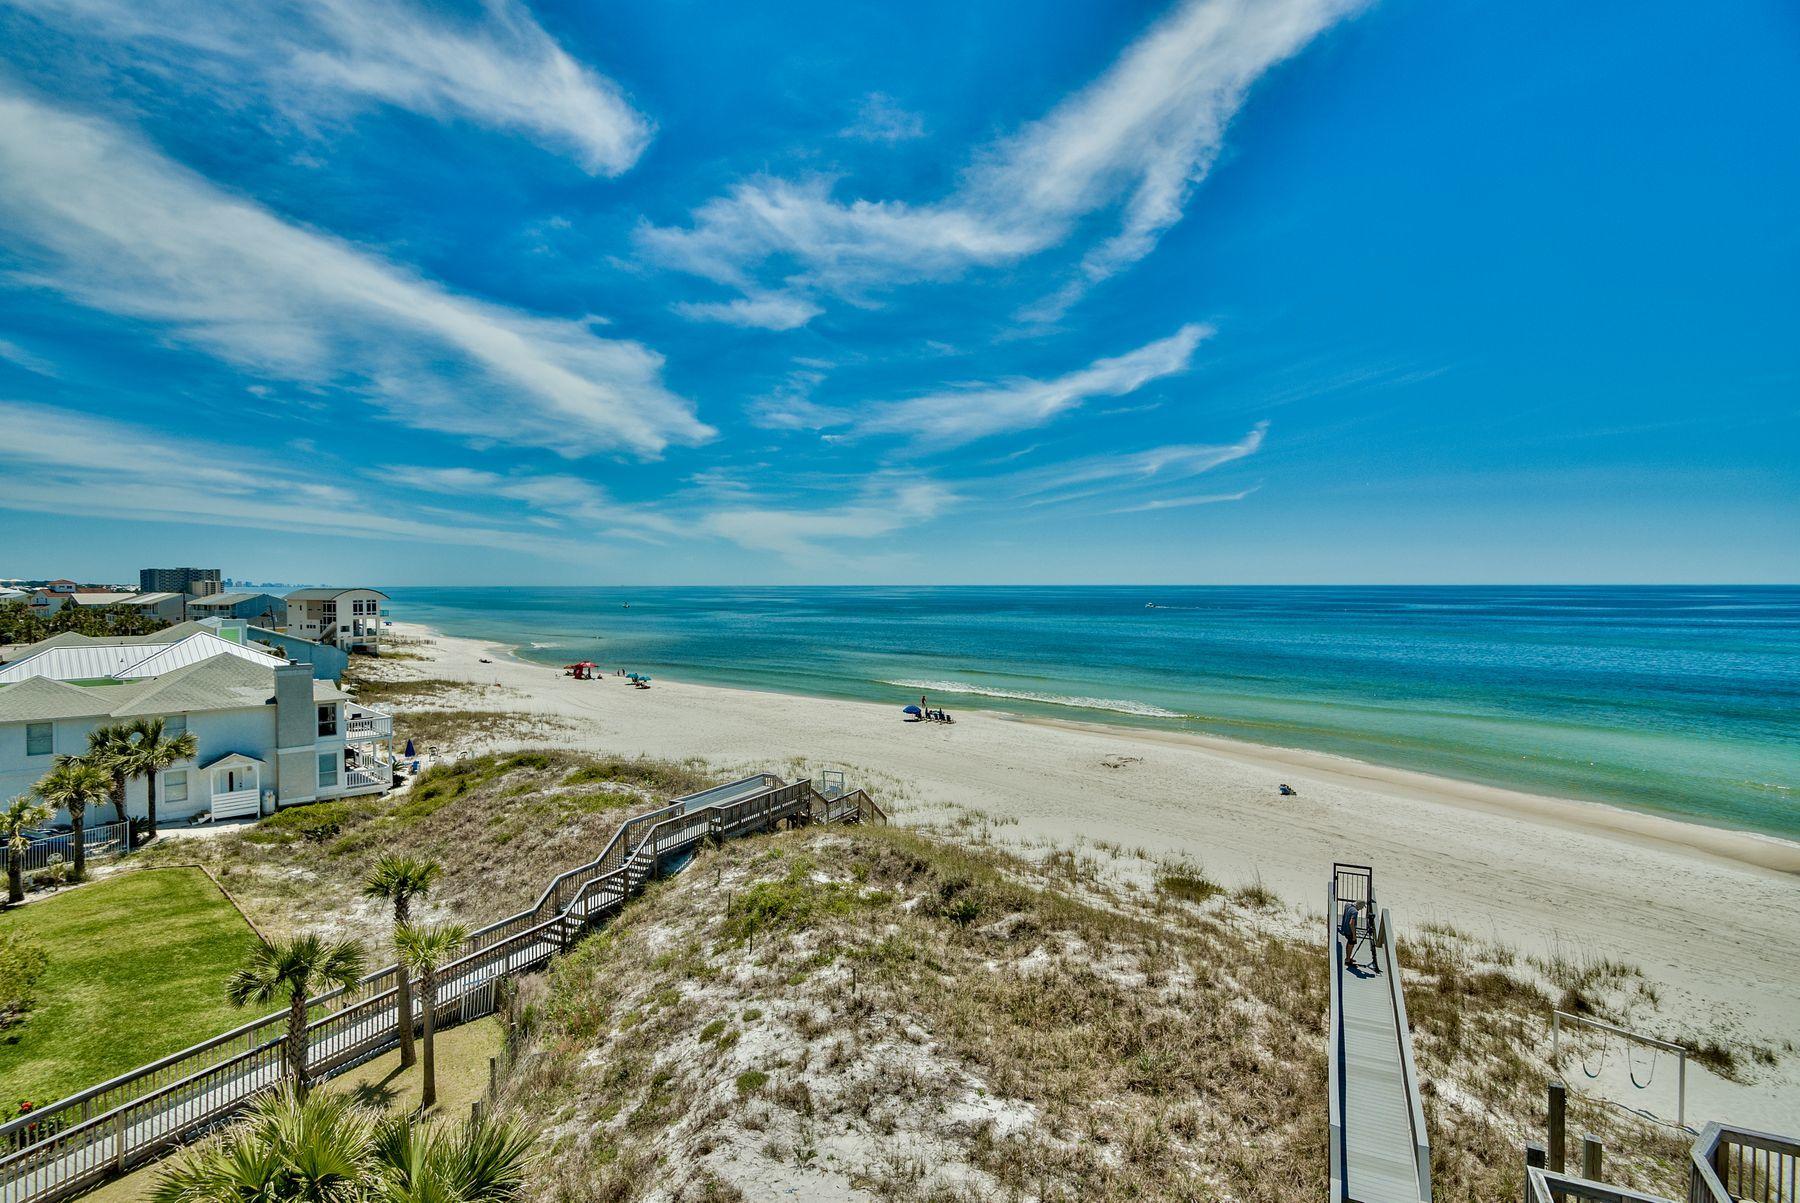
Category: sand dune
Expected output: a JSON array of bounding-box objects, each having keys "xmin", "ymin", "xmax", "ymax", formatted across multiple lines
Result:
[{"xmin": 383, "ymin": 620, "xmax": 1800, "ymax": 1130}]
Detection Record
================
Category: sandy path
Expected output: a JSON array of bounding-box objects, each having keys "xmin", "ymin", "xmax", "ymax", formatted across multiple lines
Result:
[{"xmin": 384, "ymin": 621, "xmax": 1800, "ymax": 1130}]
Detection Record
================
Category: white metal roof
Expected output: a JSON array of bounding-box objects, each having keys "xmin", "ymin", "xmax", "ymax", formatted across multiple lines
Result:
[
  {"xmin": 0, "ymin": 631, "xmax": 285, "ymax": 684},
  {"xmin": 0, "ymin": 642, "xmax": 176, "ymax": 683},
  {"xmin": 117, "ymin": 632, "xmax": 286, "ymax": 678}
]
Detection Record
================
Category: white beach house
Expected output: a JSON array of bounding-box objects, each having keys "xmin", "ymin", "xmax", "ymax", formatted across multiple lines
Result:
[
  {"xmin": 284, "ymin": 587, "xmax": 389, "ymax": 654},
  {"xmin": 0, "ymin": 623, "xmax": 394, "ymax": 823}
]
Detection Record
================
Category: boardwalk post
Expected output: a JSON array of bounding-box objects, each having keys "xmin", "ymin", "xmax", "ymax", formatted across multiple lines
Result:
[
  {"xmin": 1548, "ymin": 1081, "xmax": 1566, "ymax": 1172},
  {"xmin": 488, "ymin": 1056, "xmax": 499, "ymax": 1102},
  {"xmin": 1581, "ymin": 1137, "xmax": 1602, "ymax": 1181},
  {"xmin": 1524, "ymin": 1144, "xmax": 1546, "ymax": 1203}
]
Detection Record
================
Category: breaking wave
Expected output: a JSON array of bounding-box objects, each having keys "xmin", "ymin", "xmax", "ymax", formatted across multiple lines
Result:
[{"xmin": 887, "ymin": 679, "xmax": 1186, "ymax": 719}]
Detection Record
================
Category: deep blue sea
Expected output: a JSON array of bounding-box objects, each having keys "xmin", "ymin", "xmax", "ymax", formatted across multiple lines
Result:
[{"xmin": 386, "ymin": 586, "xmax": 1800, "ymax": 841}]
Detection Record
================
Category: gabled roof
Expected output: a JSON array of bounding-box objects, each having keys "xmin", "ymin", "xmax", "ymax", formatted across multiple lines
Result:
[
  {"xmin": 10, "ymin": 622, "xmax": 215, "ymax": 660},
  {"xmin": 0, "ymin": 628, "xmax": 283, "ymax": 685},
  {"xmin": 0, "ymin": 676, "xmax": 144, "ymax": 723},
  {"xmin": 285, "ymin": 587, "xmax": 389, "ymax": 601},
  {"xmin": 130, "ymin": 592, "xmax": 185, "ymax": 605},
  {"xmin": 117, "ymin": 632, "xmax": 286, "ymax": 679},
  {"xmin": 108, "ymin": 655, "xmax": 283, "ymax": 717},
  {"xmin": 200, "ymin": 750, "xmax": 264, "ymax": 770},
  {"xmin": 0, "ymin": 642, "xmax": 175, "ymax": 684}
]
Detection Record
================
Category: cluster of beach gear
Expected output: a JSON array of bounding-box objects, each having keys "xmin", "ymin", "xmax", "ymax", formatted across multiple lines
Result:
[
  {"xmin": 903, "ymin": 703, "xmax": 954, "ymax": 724},
  {"xmin": 564, "ymin": 661, "xmax": 652, "ymax": 688}
]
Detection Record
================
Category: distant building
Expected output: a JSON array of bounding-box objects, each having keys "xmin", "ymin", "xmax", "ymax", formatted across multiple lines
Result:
[
  {"xmin": 285, "ymin": 588, "xmax": 389, "ymax": 654},
  {"xmin": 27, "ymin": 590, "xmax": 189, "ymax": 622},
  {"xmin": 139, "ymin": 567, "xmax": 222, "ymax": 597},
  {"xmin": 0, "ymin": 623, "xmax": 393, "ymax": 821},
  {"xmin": 185, "ymin": 591, "xmax": 289, "ymax": 627}
]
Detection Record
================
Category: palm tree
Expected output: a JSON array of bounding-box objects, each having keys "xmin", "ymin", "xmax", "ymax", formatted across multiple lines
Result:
[
  {"xmin": 2, "ymin": 795, "xmax": 51, "ymax": 906},
  {"xmin": 152, "ymin": 1085, "xmax": 533, "ymax": 1202},
  {"xmin": 362, "ymin": 855, "xmax": 441, "ymax": 1069},
  {"xmin": 394, "ymin": 922, "xmax": 467, "ymax": 1110},
  {"xmin": 226, "ymin": 935, "xmax": 366, "ymax": 1097},
  {"xmin": 84, "ymin": 723, "xmax": 137, "ymax": 831},
  {"xmin": 121, "ymin": 716, "xmax": 197, "ymax": 839},
  {"xmin": 32, "ymin": 758, "xmax": 110, "ymax": 881}
]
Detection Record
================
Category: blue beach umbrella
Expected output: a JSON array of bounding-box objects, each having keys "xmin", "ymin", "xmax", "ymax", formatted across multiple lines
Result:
[
  {"xmin": 903, "ymin": 705, "xmax": 922, "ymax": 716},
  {"xmin": 403, "ymin": 738, "xmax": 415, "ymax": 758}
]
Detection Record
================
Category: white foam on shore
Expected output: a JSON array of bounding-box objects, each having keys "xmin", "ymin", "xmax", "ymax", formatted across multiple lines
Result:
[{"xmin": 887, "ymin": 678, "xmax": 1186, "ymax": 719}]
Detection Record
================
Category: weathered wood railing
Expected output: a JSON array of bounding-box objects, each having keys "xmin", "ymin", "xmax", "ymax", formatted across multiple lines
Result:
[
  {"xmin": 1688, "ymin": 1123, "xmax": 1798, "ymax": 1203},
  {"xmin": 0, "ymin": 771, "xmax": 872, "ymax": 1203},
  {"xmin": 1524, "ymin": 1122, "xmax": 1797, "ymax": 1203}
]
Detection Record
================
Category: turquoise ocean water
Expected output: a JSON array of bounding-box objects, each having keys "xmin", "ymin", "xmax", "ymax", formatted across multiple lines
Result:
[{"xmin": 386, "ymin": 586, "xmax": 1799, "ymax": 842}]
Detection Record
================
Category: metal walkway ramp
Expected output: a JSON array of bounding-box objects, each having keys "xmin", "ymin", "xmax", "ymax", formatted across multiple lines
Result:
[{"xmin": 1330, "ymin": 864, "xmax": 1432, "ymax": 1203}]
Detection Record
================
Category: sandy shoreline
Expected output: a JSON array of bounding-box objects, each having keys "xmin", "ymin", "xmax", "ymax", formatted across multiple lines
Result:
[{"xmin": 382, "ymin": 620, "xmax": 1800, "ymax": 1129}]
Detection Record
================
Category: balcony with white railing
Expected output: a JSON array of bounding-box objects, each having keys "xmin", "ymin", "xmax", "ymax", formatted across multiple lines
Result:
[{"xmin": 345, "ymin": 707, "xmax": 393, "ymax": 738}]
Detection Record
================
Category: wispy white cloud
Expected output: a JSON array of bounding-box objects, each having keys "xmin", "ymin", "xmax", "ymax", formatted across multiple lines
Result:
[
  {"xmin": 0, "ymin": 88, "xmax": 711, "ymax": 458},
  {"xmin": 1009, "ymin": 421, "xmax": 1267, "ymax": 501},
  {"xmin": 1106, "ymin": 487, "xmax": 1255, "ymax": 514},
  {"xmin": 841, "ymin": 92, "xmax": 926, "ymax": 143},
  {"xmin": 858, "ymin": 324, "xmax": 1212, "ymax": 446},
  {"xmin": 9, "ymin": 0, "xmax": 652, "ymax": 174},
  {"xmin": 387, "ymin": 465, "xmax": 682, "ymax": 540},
  {"xmin": 703, "ymin": 478, "xmax": 955, "ymax": 561},
  {"xmin": 0, "ymin": 400, "xmax": 597, "ymax": 556},
  {"xmin": 0, "ymin": 338, "xmax": 58, "ymax": 378},
  {"xmin": 644, "ymin": 0, "xmax": 1360, "ymax": 323},
  {"xmin": 671, "ymin": 291, "xmax": 823, "ymax": 331}
]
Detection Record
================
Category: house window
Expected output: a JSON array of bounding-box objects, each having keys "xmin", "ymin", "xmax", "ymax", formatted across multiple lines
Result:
[
  {"xmin": 318, "ymin": 753, "xmax": 339, "ymax": 788},
  {"xmin": 317, "ymin": 704, "xmax": 338, "ymax": 737},
  {"xmin": 166, "ymin": 714, "xmax": 186, "ymax": 739},
  {"xmin": 25, "ymin": 723, "xmax": 53, "ymax": 756},
  {"xmin": 164, "ymin": 770, "xmax": 188, "ymax": 803}
]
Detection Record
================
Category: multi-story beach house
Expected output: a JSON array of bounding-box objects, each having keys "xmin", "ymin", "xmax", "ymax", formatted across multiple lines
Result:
[
  {"xmin": 0, "ymin": 622, "xmax": 393, "ymax": 823},
  {"xmin": 284, "ymin": 587, "xmax": 389, "ymax": 654}
]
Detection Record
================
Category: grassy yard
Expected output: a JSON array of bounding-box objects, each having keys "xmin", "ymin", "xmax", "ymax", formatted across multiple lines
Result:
[{"xmin": 0, "ymin": 867, "xmax": 258, "ymax": 1106}]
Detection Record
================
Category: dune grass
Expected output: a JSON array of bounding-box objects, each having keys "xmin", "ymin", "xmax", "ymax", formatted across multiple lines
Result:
[{"xmin": 0, "ymin": 867, "xmax": 256, "ymax": 1107}]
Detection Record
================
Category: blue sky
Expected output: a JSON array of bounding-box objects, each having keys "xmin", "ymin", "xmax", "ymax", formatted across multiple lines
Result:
[{"xmin": 0, "ymin": 0, "xmax": 1794, "ymax": 585}]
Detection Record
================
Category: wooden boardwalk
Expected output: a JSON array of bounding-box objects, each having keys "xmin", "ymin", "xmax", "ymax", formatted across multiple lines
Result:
[{"xmin": 1330, "ymin": 865, "xmax": 1431, "ymax": 1203}]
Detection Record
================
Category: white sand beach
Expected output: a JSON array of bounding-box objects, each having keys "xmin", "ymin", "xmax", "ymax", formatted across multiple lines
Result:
[{"xmin": 385, "ymin": 620, "xmax": 1800, "ymax": 1130}]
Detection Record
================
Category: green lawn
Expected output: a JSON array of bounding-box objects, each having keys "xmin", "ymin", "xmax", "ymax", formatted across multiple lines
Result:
[{"xmin": 0, "ymin": 867, "xmax": 258, "ymax": 1107}]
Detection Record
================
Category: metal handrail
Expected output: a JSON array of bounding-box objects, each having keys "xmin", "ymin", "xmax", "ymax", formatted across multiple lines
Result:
[
  {"xmin": 1383, "ymin": 905, "xmax": 1433, "ymax": 1201},
  {"xmin": 1327, "ymin": 879, "xmax": 1346, "ymax": 1203}
]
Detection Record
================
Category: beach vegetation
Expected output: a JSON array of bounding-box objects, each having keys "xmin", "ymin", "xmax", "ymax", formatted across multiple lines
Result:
[
  {"xmin": 1154, "ymin": 857, "xmax": 1222, "ymax": 904},
  {"xmin": 494, "ymin": 822, "xmax": 1696, "ymax": 1203},
  {"xmin": 149, "ymin": 1085, "xmax": 534, "ymax": 1203},
  {"xmin": 0, "ymin": 932, "xmax": 49, "ymax": 1030},
  {"xmin": 135, "ymin": 748, "xmax": 726, "ymax": 960},
  {"xmin": 226, "ymin": 933, "xmax": 366, "ymax": 1097},
  {"xmin": 0, "ymin": 600, "xmax": 170, "ymax": 646}
]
